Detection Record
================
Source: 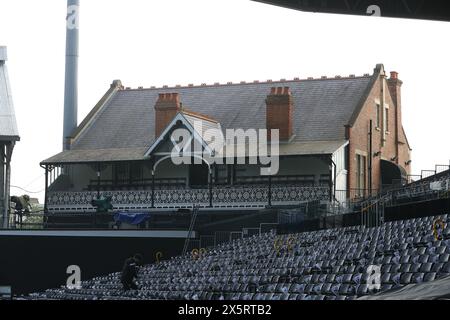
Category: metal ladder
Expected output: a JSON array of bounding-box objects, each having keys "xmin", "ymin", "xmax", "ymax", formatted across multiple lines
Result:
[{"xmin": 182, "ymin": 205, "xmax": 199, "ymax": 256}]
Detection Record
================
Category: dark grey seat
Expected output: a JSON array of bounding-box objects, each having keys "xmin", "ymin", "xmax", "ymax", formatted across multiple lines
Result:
[
  {"xmin": 338, "ymin": 284, "xmax": 350, "ymax": 296},
  {"xmin": 431, "ymin": 262, "xmax": 444, "ymax": 273},
  {"xmin": 321, "ymin": 283, "xmax": 332, "ymax": 294},
  {"xmin": 418, "ymin": 255, "xmax": 429, "ymax": 264},
  {"xmin": 391, "ymin": 273, "xmax": 401, "ymax": 285},
  {"xmin": 381, "ymin": 264, "xmax": 391, "ymax": 273},
  {"xmin": 412, "ymin": 273, "xmax": 425, "ymax": 284},
  {"xmin": 439, "ymin": 253, "xmax": 450, "ymax": 263},
  {"xmin": 304, "ymin": 284, "xmax": 315, "ymax": 295},
  {"xmin": 381, "ymin": 273, "xmax": 391, "ymax": 284},
  {"xmin": 343, "ymin": 274, "xmax": 353, "ymax": 284},
  {"xmin": 381, "ymin": 284, "xmax": 393, "ymax": 291},
  {"xmin": 419, "ymin": 262, "xmax": 433, "ymax": 273},
  {"xmin": 410, "ymin": 263, "xmax": 421, "ymax": 273},
  {"xmin": 400, "ymin": 273, "xmax": 413, "ymax": 284},
  {"xmin": 400, "ymin": 263, "xmax": 411, "ymax": 273},
  {"xmin": 423, "ymin": 272, "xmax": 436, "ymax": 282}
]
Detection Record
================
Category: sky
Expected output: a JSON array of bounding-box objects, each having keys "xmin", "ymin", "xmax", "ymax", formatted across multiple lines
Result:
[{"xmin": 0, "ymin": 0, "xmax": 449, "ymax": 203}]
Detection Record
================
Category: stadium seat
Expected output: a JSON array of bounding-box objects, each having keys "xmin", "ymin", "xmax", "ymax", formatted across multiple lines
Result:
[{"xmin": 23, "ymin": 213, "xmax": 450, "ymax": 301}]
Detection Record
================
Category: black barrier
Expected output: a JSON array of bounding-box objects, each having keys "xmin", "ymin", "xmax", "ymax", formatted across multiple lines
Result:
[
  {"xmin": 0, "ymin": 232, "xmax": 186, "ymax": 295},
  {"xmin": 277, "ymin": 211, "xmax": 361, "ymax": 234},
  {"xmin": 385, "ymin": 198, "xmax": 450, "ymax": 222}
]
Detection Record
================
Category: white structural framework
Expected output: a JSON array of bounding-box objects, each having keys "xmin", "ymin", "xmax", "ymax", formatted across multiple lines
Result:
[{"xmin": 0, "ymin": 46, "xmax": 20, "ymax": 229}]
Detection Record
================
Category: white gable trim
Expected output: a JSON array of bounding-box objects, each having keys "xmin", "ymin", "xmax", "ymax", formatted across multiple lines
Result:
[{"xmin": 144, "ymin": 112, "xmax": 213, "ymax": 157}]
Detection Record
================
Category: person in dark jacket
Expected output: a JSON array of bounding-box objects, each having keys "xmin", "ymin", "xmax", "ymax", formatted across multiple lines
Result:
[
  {"xmin": 121, "ymin": 254, "xmax": 142, "ymax": 291},
  {"xmin": 133, "ymin": 253, "xmax": 143, "ymax": 266}
]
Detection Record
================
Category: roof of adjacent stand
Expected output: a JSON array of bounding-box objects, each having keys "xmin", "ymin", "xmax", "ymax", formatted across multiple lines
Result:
[{"xmin": 0, "ymin": 46, "xmax": 20, "ymax": 142}]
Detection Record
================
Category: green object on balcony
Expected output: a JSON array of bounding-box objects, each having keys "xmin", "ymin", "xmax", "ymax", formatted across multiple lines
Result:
[{"xmin": 91, "ymin": 196, "xmax": 113, "ymax": 213}]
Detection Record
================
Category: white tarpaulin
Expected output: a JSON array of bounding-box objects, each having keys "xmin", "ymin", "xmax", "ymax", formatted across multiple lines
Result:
[{"xmin": 358, "ymin": 275, "xmax": 450, "ymax": 300}]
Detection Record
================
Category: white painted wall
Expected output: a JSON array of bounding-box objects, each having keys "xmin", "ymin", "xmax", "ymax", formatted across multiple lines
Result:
[{"xmin": 332, "ymin": 144, "xmax": 348, "ymax": 202}]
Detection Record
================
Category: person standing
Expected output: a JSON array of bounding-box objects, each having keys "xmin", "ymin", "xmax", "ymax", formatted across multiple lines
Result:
[{"xmin": 121, "ymin": 254, "xmax": 143, "ymax": 291}]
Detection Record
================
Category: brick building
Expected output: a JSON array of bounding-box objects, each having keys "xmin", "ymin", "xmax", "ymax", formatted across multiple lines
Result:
[{"xmin": 41, "ymin": 64, "xmax": 411, "ymax": 213}]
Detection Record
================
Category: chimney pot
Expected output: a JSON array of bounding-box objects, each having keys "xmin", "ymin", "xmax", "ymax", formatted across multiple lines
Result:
[{"xmin": 390, "ymin": 71, "xmax": 399, "ymax": 80}]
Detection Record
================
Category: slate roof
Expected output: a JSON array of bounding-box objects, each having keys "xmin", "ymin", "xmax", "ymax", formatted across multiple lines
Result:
[
  {"xmin": 43, "ymin": 68, "xmax": 377, "ymax": 164},
  {"xmin": 42, "ymin": 147, "xmax": 148, "ymax": 164},
  {"xmin": 0, "ymin": 46, "xmax": 20, "ymax": 141}
]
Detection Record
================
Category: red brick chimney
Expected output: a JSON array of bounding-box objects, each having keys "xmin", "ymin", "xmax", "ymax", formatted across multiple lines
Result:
[
  {"xmin": 387, "ymin": 71, "xmax": 402, "ymax": 107},
  {"xmin": 154, "ymin": 93, "xmax": 182, "ymax": 137},
  {"xmin": 266, "ymin": 87, "xmax": 294, "ymax": 141},
  {"xmin": 387, "ymin": 71, "xmax": 403, "ymax": 163}
]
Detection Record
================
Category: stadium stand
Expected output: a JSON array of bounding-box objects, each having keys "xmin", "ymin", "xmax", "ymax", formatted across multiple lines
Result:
[
  {"xmin": 23, "ymin": 214, "xmax": 450, "ymax": 300},
  {"xmin": 391, "ymin": 170, "xmax": 450, "ymax": 204}
]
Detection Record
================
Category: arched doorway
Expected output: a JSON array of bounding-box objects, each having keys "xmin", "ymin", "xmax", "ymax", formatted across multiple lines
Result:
[
  {"xmin": 152, "ymin": 155, "xmax": 211, "ymax": 189},
  {"xmin": 189, "ymin": 162, "xmax": 210, "ymax": 188},
  {"xmin": 381, "ymin": 160, "xmax": 407, "ymax": 188}
]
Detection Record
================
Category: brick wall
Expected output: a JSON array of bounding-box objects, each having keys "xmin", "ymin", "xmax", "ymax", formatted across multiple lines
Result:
[
  {"xmin": 266, "ymin": 87, "xmax": 294, "ymax": 141},
  {"xmin": 348, "ymin": 68, "xmax": 411, "ymax": 195},
  {"xmin": 154, "ymin": 93, "xmax": 181, "ymax": 137}
]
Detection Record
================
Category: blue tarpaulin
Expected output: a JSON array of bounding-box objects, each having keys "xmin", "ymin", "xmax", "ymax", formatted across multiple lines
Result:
[{"xmin": 114, "ymin": 212, "xmax": 150, "ymax": 225}]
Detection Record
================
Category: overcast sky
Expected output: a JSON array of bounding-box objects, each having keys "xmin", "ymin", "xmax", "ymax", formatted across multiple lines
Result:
[{"xmin": 1, "ymin": 0, "xmax": 449, "ymax": 202}]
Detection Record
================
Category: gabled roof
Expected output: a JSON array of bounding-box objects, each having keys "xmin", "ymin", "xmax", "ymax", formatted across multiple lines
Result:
[
  {"xmin": 348, "ymin": 64, "xmax": 383, "ymax": 127},
  {"xmin": 42, "ymin": 67, "xmax": 378, "ymax": 164},
  {"xmin": 70, "ymin": 73, "xmax": 373, "ymax": 151},
  {"xmin": 0, "ymin": 46, "xmax": 20, "ymax": 141},
  {"xmin": 144, "ymin": 111, "xmax": 221, "ymax": 157}
]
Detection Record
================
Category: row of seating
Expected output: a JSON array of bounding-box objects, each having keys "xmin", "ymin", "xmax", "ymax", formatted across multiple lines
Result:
[
  {"xmin": 393, "ymin": 170, "xmax": 449, "ymax": 202},
  {"xmin": 24, "ymin": 214, "xmax": 449, "ymax": 300}
]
